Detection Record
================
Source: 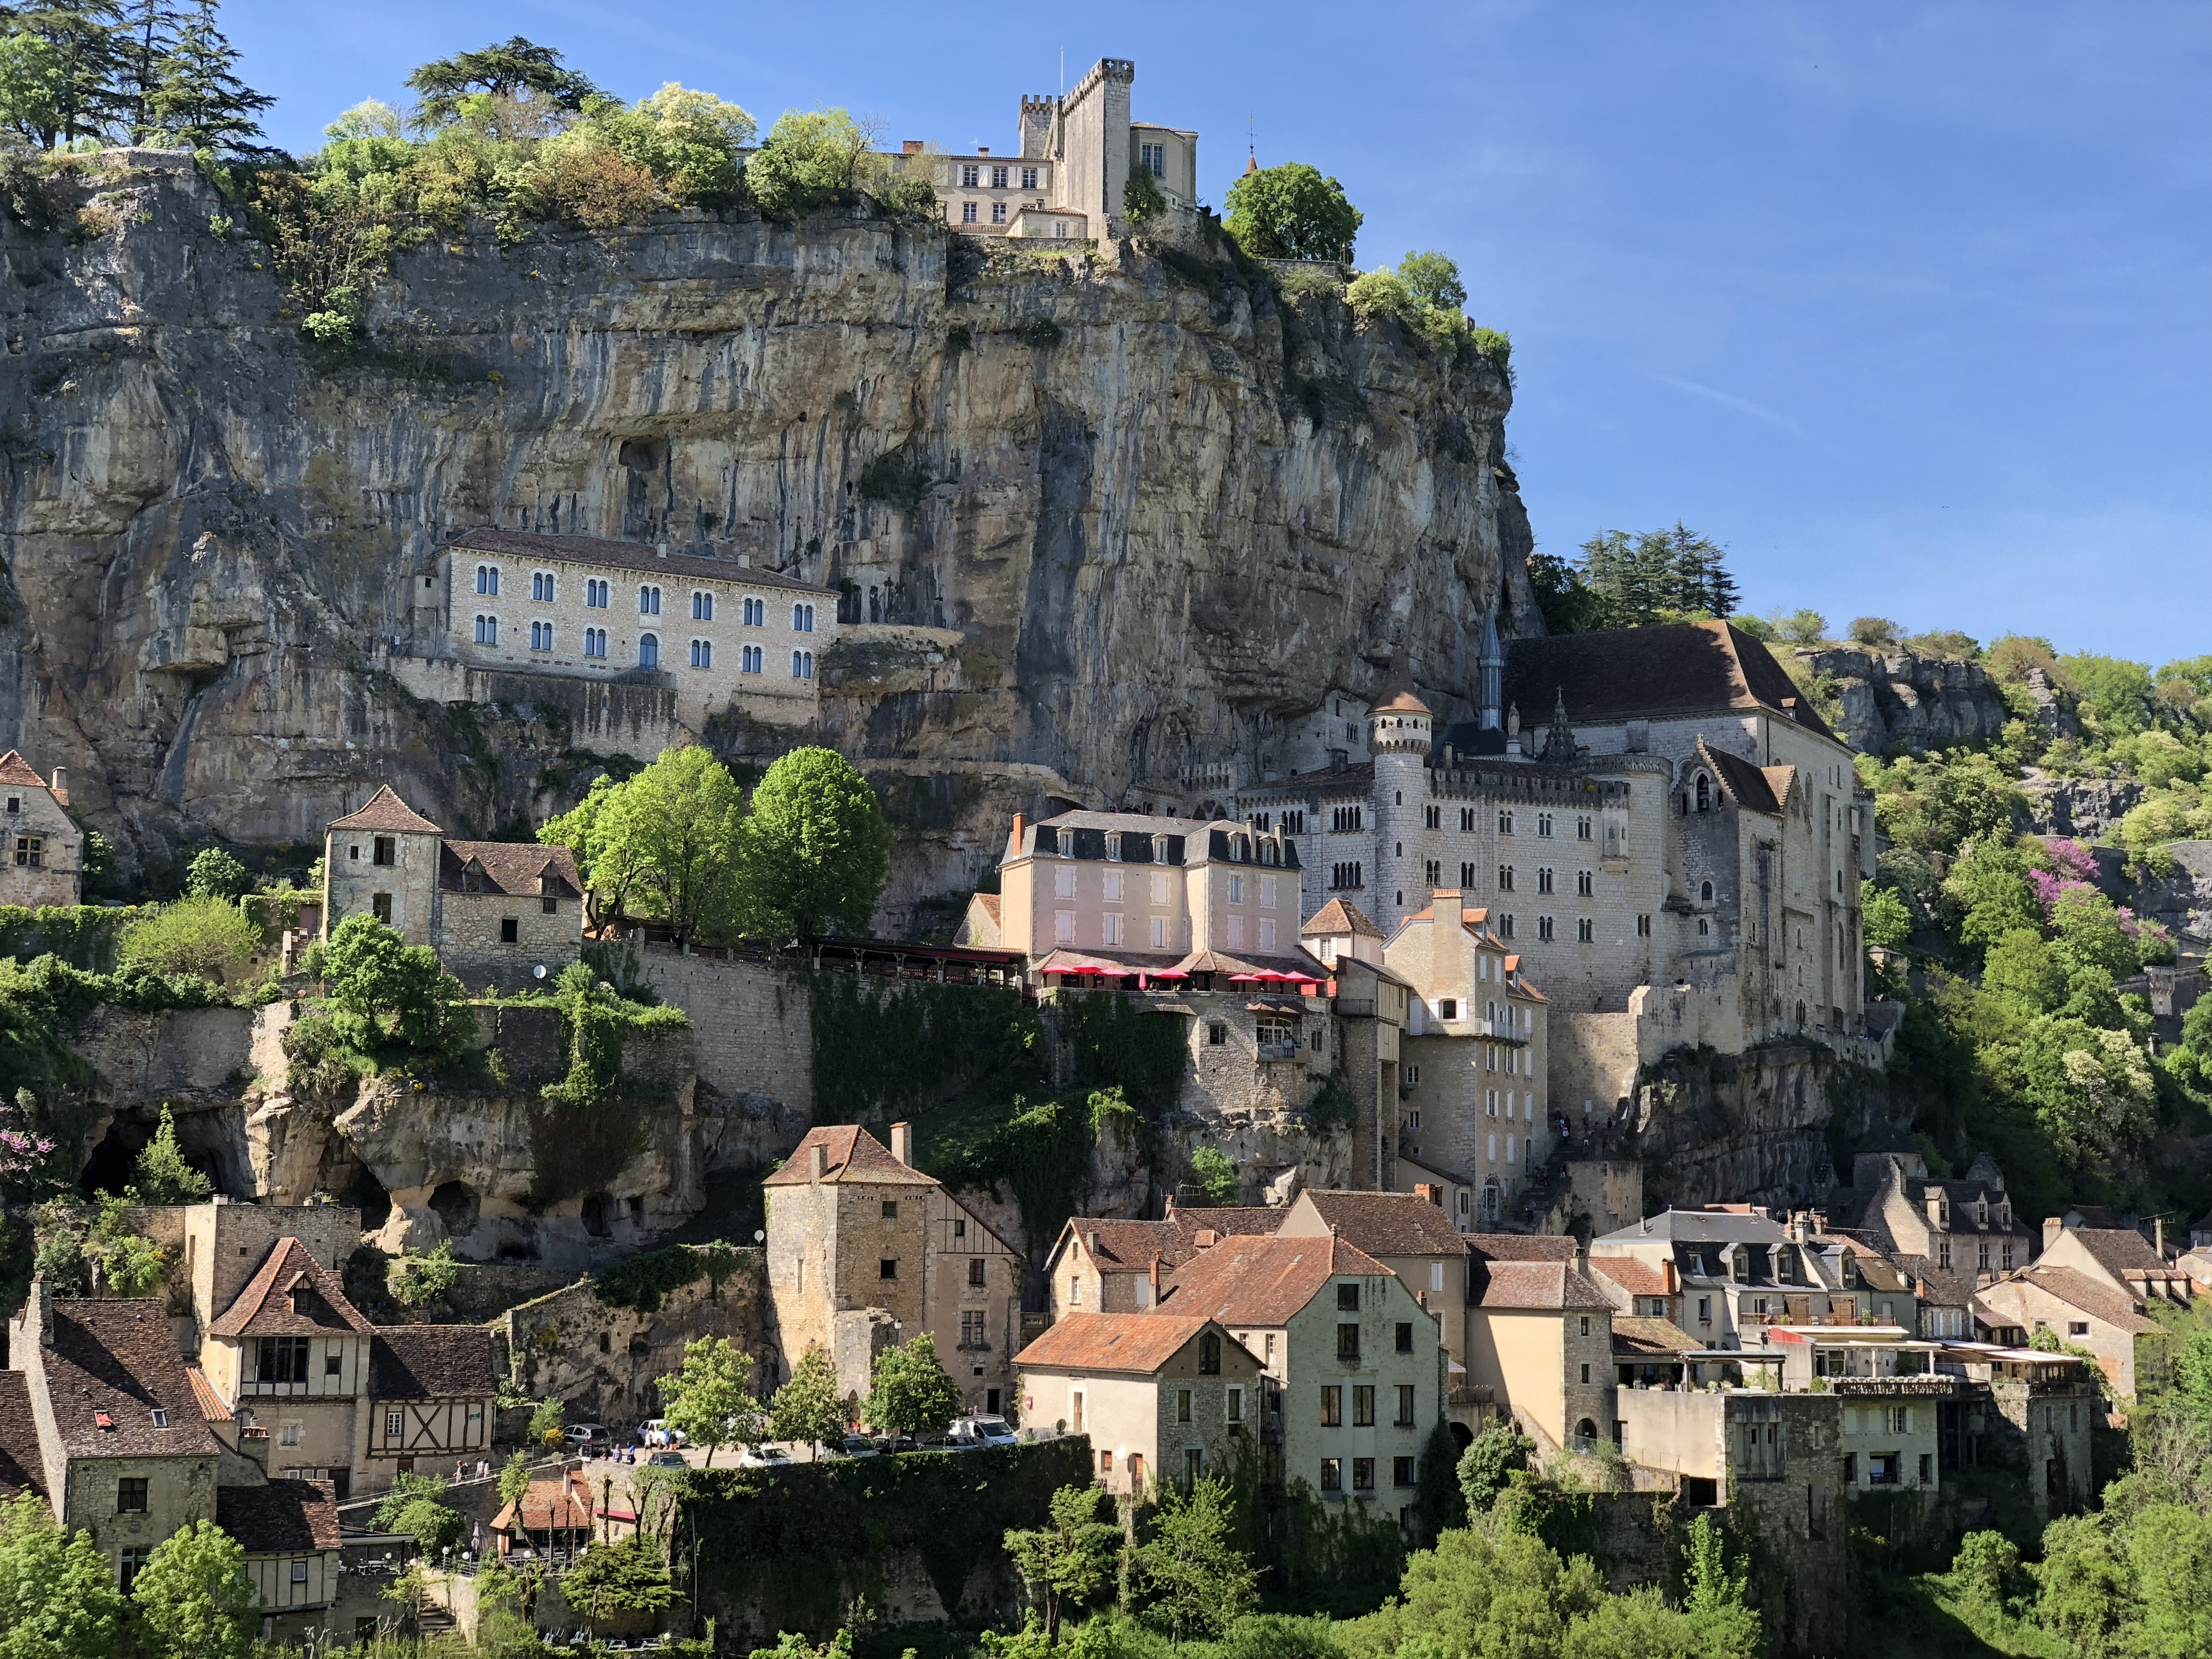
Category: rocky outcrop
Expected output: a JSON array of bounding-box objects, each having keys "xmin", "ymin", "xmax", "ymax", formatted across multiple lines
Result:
[
  {"xmin": 1622, "ymin": 1041, "xmax": 1906, "ymax": 1211},
  {"xmin": 1, "ymin": 153, "xmax": 1526, "ymax": 920},
  {"xmin": 2017, "ymin": 772, "xmax": 2146, "ymax": 841},
  {"xmin": 2129, "ymin": 839, "xmax": 2212, "ymax": 947},
  {"xmin": 1803, "ymin": 648, "xmax": 2011, "ymax": 757}
]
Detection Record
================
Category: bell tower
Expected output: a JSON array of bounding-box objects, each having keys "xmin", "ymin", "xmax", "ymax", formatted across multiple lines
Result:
[{"xmin": 1366, "ymin": 666, "xmax": 1433, "ymax": 931}]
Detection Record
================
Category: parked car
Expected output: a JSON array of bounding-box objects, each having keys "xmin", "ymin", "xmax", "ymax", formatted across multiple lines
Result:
[
  {"xmin": 641, "ymin": 1420, "xmax": 686, "ymax": 1448},
  {"xmin": 562, "ymin": 1425, "xmax": 610, "ymax": 1451},
  {"xmin": 951, "ymin": 1415, "xmax": 1019, "ymax": 1449},
  {"xmin": 736, "ymin": 1445, "xmax": 794, "ymax": 1470},
  {"xmin": 835, "ymin": 1435, "xmax": 881, "ymax": 1459},
  {"xmin": 645, "ymin": 1449, "xmax": 688, "ymax": 1469}
]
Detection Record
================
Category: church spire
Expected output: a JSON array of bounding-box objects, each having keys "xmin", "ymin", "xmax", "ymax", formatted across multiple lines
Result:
[
  {"xmin": 1541, "ymin": 686, "xmax": 1576, "ymax": 763},
  {"xmin": 1478, "ymin": 608, "xmax": 1504, "ymax": 731}
]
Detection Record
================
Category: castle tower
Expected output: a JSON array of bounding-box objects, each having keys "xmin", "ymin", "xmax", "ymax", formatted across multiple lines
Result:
[
  {"xmin": 1019, "ymin": 95, "xmax": 1056, "ymax": 160},
  {"xmin": 1367, "ymin": 667, "xmax": 1433, "ymax": 931}
]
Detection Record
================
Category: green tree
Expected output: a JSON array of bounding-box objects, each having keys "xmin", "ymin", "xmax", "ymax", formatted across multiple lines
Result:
[
  {"xmin": 1525, "ymin": 551, "xmax": 1606, "ymax": 635},
  {"xmin": 656, "ymin": 1335, "xmax": 759, "ymax": 1467},
  {"xmin": 1949, "ymin": 1528, "xmax": 2022, "ymax": 1620},
  {"xmin": 1456, "ymin": 1422, "xmax": 1535, "ymax": 1512},
  {"xmin": 1775, "ymin": 608, "xmax": 1829, "ymax": 646},
  {"xmin": 1577, "ymin": 525, "xmax": 1740, "ymax": 627},
  {"xmin": 769, "ymin": 1343, "xmax": 849, "ymax": 1451},
  {"xmin": 374, "ymin": 1470, "xmax": 463, "ymax": 1556},
  {"xmin": 497, "ymin": 1449, "xmax": 531, "ymax": 1509},
  {"xmin": 0, "ymin": 6, "xmax": 125, "ymax": 148},
  {"xmin": 0, "ymin": 28, "xmax": 74, "ymax": 147},
  {"xmin": 1122, "ymin": 165, "xmax": 1166, "ymax": 226},
  {"xmin": 130, "ymin": 1519, "xmax": 257, "ymax": 1659},
  {"xmin": 736, "ymin": 747, "xmax": 892, "ymax": 945},
  {"xmin": 83, "ymin": 1193, "xmax": 166, "ymax": 1295},
  {"xmin": 321, "ymin": 914, "xmax": 474, "ymax": 1056},
  {"xmin": 529, "ymin": 1396, "xmax": 565, "ymax": 1451},
  {"xmin": 562, "ymin": 1536, "xmax": 680, "ymax": 1621},
  {"xmin": 2033, "ymin": 1512, "xmax": 2130, "ymax": 1657},
  {"xmin": 2125, "ymin": 1502, "xmax": 2212, "ymax": 1659},
  {"xmin": 1132, "ymin": 1475, "xmax": 1258, "ymax": 1645},
  {"xmin": 1848, "ymin": 617, "xmax": 1901, "ymax": 648},
  {"xmin": 1186, "ymin": 1145, "xmax": 1238, "ymax": 1204},
  {"xmin": 184, "ymin": 845, "xmax": 249, "ymax": 898},
  {"xmin": 2049, "ymin": 885, "xmax": 2140, "ymax": 982},
  {"xmin": 1561, "ymin": 1586, "xmax": 1697, "ymax": 1659},
  {"xmin": 0, "ymin": 1490, "xmax": 125, "ymax": 1659},
  {"xmin": 118, "ymin": 895, "xmax": 262, "ymax": 982},
  {"xmin": 1397, "ymin": 251, "xmax": 1465, "ymax": 312},
  {"xmin": 1003, "ymin": 1484, "xmax": 1122, "ymax": 1636},
  {"xmin": 589, "ymin": 746, "xmax": 747, "ymax": 943},
  {"xmin": 745, "ymin": 106, "xmax": 883, "ymax": 218},
  {"xmin": 131, "ymin": 1103, "xmax": 211, "ymax": 1203},
  {"xmin": 1224, "ymin": 161, "xmax": 1362, "ymax": 261},
  {"xmin": 389, "ymin": 1240, "xmax": 459, "ymax": 1308},
  {"xmin": 1863, "ymin": 883, "xmax": 1913, "ymax": 954},
  {"xmin": 862, "ymin": 1333, "xmax": 962, "ymax": 1439},
  {"xmin": 138, "ymin": 0, "xmax": 269, "ymax": 153},
  {"xmin": 1680, "ymin": 1512, "xmax": 1760, "ymax": 1658},
  {"xmin": 554, "ymin": 81, "xmax": 754, "ymax": 204},
  {"xmin": 405, "ymin": 35, "xmax": 599, "ymax": 135}
]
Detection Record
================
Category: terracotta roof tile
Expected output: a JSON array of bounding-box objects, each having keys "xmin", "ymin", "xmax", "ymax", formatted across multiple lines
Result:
[
  {"xmin": 1503, "ymin": 620, "xmax": 1840, "ymax": 745},
  {"xmin": 1369, "ymin": 665, "xmax": 1432, "ymax": 716},
  {"xmin": 328, "ymin": 785, "xmax": 444, "ymax": 835},
  {"xmin": 185, "ymin": 1366, "xmax": 231, "ymax": 1424},
  {"xmin": 0, "ymin": 1374, "xmax": 46, "ymax": 1499},
  {"xmin": 437, "ymin": 840, "xmax": 583, "ymax": 899},
  {"xmin": 1302, "ymin": 898, "xmax": 1384, "ymax": 940},
  {"xmin": 0, "ymin": 751, "xmax": 51, "ymax": 789},
  {"xmin": 1467, "ymin": 1234, "xmax": 1580, "ymax": 1264},
  {"xmin": 2065, "ymin": 1228, "xmax": 2171, "ymax": 1279},
  {"xmin": 1167, "ymin": 1206, "xmax": 1288, "ymax": 1240},
  {"xmin": 1612, "ymin": 1316, "xmax": 1699, "ymax": 1357},
  {"xmin": 974, "ymin": 894, "xmax": 1001, "ymax": 926},
  {"xmin": 493, "ymin": 1471, "xmax": 596, "ymax": 1537},
  {"xmin": 446, "ymin": 528, "xmax": 832, "ymax": 596},
  {"xmin": 1015, "ymin": 1313, "xmax": 1244, "ymax": 1374},
  {"xmin": 39, "ymin": 1298, "xmax": 223, "ymax": 1458},
  {"xmin": 1588, "ymin": 1258, "xmax": 1671, "ymax": 1297},
  {"xmin": 1989, "ymin": 1266, "xmax": 2162, "ymax": 1335},
  {"xmin": 369, "ymin": 1327, "xmax": 498, "ymax": 1399},
  {"xmin": 1060, "ymin": 1219, "xmax": 1206, "ymax": 1273},
  {"xmin": 761, "ymin": 1125, "xmax": 940, "ymax": 1187},
  {"xmin": 1291, "ymin": 1192, "xmax": 1468, "ymax": 1259},
  {"xmin": 208, "ymin": 1238, "xmax": 375, "ymax": 1338},
  {"xmin": 1473, "ymin": 1262, "xmax": 1614, "ymax": 1311},
  {"xmin": 1161, "ymin": 1234, "xmax": 1390, "ymax": 1326},
  {"xmin": 217, "ymin": 1480, "xmax": 340, "ymax": 1553}
]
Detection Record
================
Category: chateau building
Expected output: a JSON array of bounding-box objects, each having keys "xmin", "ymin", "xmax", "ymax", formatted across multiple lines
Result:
[
  {"xmin": 0, "ymin": 750, "xmax": 81, "ymax": 907},
  {"xmin": 403, "ymin": 528, "xmax": 834, "ymax": 737},
  {"xmin": 1846, "ymin": 1149, "xmax": 2037, "ymax": 1338},
  {"xmin": 321, "ymin": 784, "xmax": 583, "ymax": 994},
  {"xmin": 761, "ymin": 1123, "xmax": 1024, "ymax": 1420},
  {"xmin": 904, "ymin": 58, "xmax": 1198, "ymax": 241}
]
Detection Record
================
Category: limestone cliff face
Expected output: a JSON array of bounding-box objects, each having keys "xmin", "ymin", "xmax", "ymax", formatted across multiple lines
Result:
[
  {"xmin": 1801, "ymin": 647, "xmax": 2012, "ymax": 757},
  {"xmin": 0, "ymin": 153, "xmax": 1525, "ymax": 916}
]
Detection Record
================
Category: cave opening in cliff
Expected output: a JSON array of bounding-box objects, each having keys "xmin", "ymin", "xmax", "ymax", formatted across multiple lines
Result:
[
  {"xmin": 77, "ymin": 1114, "xmax": 227, "ymax": 1201},
  {"xmin": 343, "ymin": 1164, "xmax": 393, "ymax": 1230},
  {"xmin": 582, "ymin": 1193, "xmax": 612, "ymax": 1237},
  {"xmin": 429, "ymin": 1181, "xmax": 479, "ymax": 1232}
]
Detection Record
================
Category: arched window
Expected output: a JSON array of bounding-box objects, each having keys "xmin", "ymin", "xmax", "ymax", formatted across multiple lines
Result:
[
  {"xmin": 1694, "ymin": 774, "xmax": 1711, "ymax": 811},
  {"xmin": 744, "ymin": 596, "xmax": 764, "ymax": 626},
  {"xmin": 1796, "ymin": 1000, "xmax": 1807, "ymax": 1028},
  {"xmin": 690, "ymin": 639, "xmax": 712, "ymax": 669},
  {"xmin": 639, "ymin": 633, "xmax": 660, "ymax": 669},
  {"xmin": 742, "ymin": 644, "xmax": 762, "ymax": 674},
  {"xmin": 639, "ymin": 585, "xmax": 661, "ymax": 615},
  {"xmin": 1198, "ymin": 1333, "xmax": 1222, "ymax": 1375},
  {"xmin": 1574, "ymin": 1418, "xmax": 1599, "ymax": 1446},
  {"xmin": 584, "ymin": 628, "xmax": 606, "ymax": 658},
  {"xmin": 473, "ymin": 614, "xmax": 497, "ymax": 645},
  {"xmin": 1700, "ymin": 880, "xmax": 1714, "ymax": 902},
  {"xmin": 475, "ymin": 564, "xmax": 498, "ymax": 595},
  {"xmin": 692, "ymin": 591, "xmax": 713, "ymax": 621},
  {"xmin": 792, "ymin": 650, "xmax": 813, "ymax": 679}
]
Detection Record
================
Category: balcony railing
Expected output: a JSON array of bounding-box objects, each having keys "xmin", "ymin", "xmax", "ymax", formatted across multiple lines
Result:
[
  {"xmin": 1468, "ymin": 1018, "xmax": 1528, "ymax": 1045},
  {"xmin": 1257, "ymin": 1040, "xmax": 1302, "ymax": 1062},
  {"xmin": 1824, "ymin": 1376, "xmax": 1959, "ymax": 1397}
]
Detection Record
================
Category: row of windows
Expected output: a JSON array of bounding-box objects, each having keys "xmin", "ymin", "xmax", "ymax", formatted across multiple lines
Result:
[
  {"xmin": 473, "ymin": 566, "xmax": 814, "ymax": 630},
  {"xmin": 475, "ymin": 618, "xmax": 808, "ymax": 676},
  {"xmin": 1317, "ymin": 1457, "xmax": 1418, "ymax": 1493},
  {"xmin": 961, "ymin": 163, "xmax": 1042, "ymax": 190},
  {"xmin": 1318, "ymin": 1383, "xmax": 1420, "ymax": 1427},
  {"xmin": 1326, "ymin": 807, "xmax": 1594, "ymax": 840}
]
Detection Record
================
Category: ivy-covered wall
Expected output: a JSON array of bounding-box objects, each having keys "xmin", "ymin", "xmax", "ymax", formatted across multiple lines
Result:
[
  {"xmin": 806, "ymin": 971, "xmax": 1042, "ymax": 1125},
  {"xmin": 684, "ymin": 1439, "xmax": 1092, "ymax": 1646},
  {"xmin": 0, "ymin": 905, "xmax": 138, "ymax": 970}
]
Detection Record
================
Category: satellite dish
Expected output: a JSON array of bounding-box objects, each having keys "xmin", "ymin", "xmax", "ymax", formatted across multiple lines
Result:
[{"xmin": 533, "ymin": 964, "xmax": 548, "ymax": 980}]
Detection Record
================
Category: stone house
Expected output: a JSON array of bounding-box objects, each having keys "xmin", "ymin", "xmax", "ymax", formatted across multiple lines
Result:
[
  {"xmin": 1462, "ymin": 1258, "xmax": 1615, "ymax": 1454},
  {"xmin": 192, "ymin": 1230, "xmax": 495, "ymax": 1499},
  {"xmin": 1044, "ymin": 1218, "xmax": 1194, "ymax": 1319},
  {"xmin": 1591, "ymin": 1208, "xmax": 1815, "ymax": 1351},
  {"xmin": 321, "ymin": 784, "xmax": 583, "ymax": 993},
  {"xmin": 1159, "ymin": 1233, "xmax": 1444, "ymax": 1523},
  {"xmin": 1849, "ymin": 1150, "xmax": 2037, "ymax": 1338},
  {"xmin": 904, "ymin": 58, "xmax": 1198, "ymax": 242},
  {"xmin": 1385, "ymin": 895, "xmax": 1553, "ymax": 1226},
  {"xmin": 1937, "ymin": 1344, "xmax": 2096, "ymax": 1520},
  {"xmin": 0, "ymin": 750, "xmax": 81, "ymax": 906},
  {"xmin": 762, "ymin": 1123, "xmax": 1023, "ymax": 1420},
  {"xmin": 1300, "ymin": 899, "xmax": 1412, "ymax": 1190},
  {"xmin": 217, "ymin": 1480, "xmax": 344, "ymax": 1642},
  {"xmin": 404, "ymin": 528, "xmax": 834, "ymax": 736},
  {"xmin": 2033, "ymin": 1221, "xmax": 2195, "ymax": 1305},
  {"xmin": 1276, "ymin": 1190, "xmax": 1473, "ymax": 1376},
  {"xmin": 1973, "ymin": 1266, "xmax": 2171, "ymax": 1400},
  {"xmin": 1014, "ymin": 1314, "xmax": 1264, "ymax": 1498},
  {"xmin": 1615, "ymin": 1385, "xmax": 1845, "ymax": 1521},
  {"xmin": 1768, "ymin": 1325, "xmax": 1951, "ymax": 1498}
]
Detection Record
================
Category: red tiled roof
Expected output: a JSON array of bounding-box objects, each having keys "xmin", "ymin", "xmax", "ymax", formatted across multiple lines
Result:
[
  {"xmin": 39, "ymin": 1298, "xmax": 223, "ymax": 1458},
  {"xmin": 974, "ymin": 894, "xmax": 1001, "ymax": 926},
  {"xmin": 327, "ymin": 785, "xmax": 444, "ymax": 835},
  {"xmin": 1474, "ymin": 1262, "xmax": 1613, "ymax": 1312},
  {"xmin": 1588, "ymin": 1258, "xmax": 1671, "ymax": 1297},
  {"xmin": 438, "ymin": 840, "xmax": 583, "ymax": 899},
  {"xmin": 1302, "ymin": 898, "xmax": 1384, "ymax": 940},
  {"xmin": 1015, "ymin": 1313, "xmax": 1241, "ymax": 1374},
  {"xmin": 761, "ymin": 1124, "xmax": 939, "ymax": 1187},
  {"xmin": 445, "ymin": 527, "xmax": 831, "ymax": 596},
  {"xmin": 185, "ymin": 1366, "xmax": 232, "ymax": 1424},
  {"xmin": 1161, "ymin": 1234, "xmax": 1390, "ymax": 1326},
  {"xmin": 0, "ymin": 751, "xmax": 50, "ymax": 790},
  {"xmin": 1369, "ymin": 666, "xmax": 1432, "ymax": 715},
  {"xmin": 1167, "ymin": 1206, "xmax": 1288, "ymax": 1240},
  {"xmin": 217, "ymin": 1480, "xmax": 340, "ymax": 1553},
  {"xmin": 2065, "ymin": 1228, "xmax": 2172, "ymax": 1280},
  {"xmin": 1290, "ymin": 1191, "xmax": 1469, "ymax": 1259},
  {"xmin": 493, "ymin": 1471, "xmax": 595, "ymax": 1536},
  {"xmin": 1987, "ymin": 1266, "xmax": 2162, "ymax": 1335},
  {"xmin": 0, "ymin": 1374, "xmax": 46, "ymax": 1499},
  {"xmin": 208, "ymin": 1238, "xmax": 375, "ymax": 1338},
  {"xmin": 1060, "ymin": 1219, "xmax": 1206, "ymax": 1274}
]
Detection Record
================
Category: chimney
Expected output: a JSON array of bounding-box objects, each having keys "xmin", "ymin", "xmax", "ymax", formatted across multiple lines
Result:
[
  {"xmin": 47, "ymin": 767, "xmax": 66, "ymax": 805},
  {"xmin": 1086, "ymin": 1229, "xmax": 1100, "ymax": 1260},
  {"xmin": 655, "ymin": 542, "xmax": 669, "ymax": 560},
  {"xmin": 977, "ymin": 145, "xmax": 990, "ymax": 155},
  {"xmin": 1663, "ymin": 1258, "xmax": 1678, "ymax": 1295},
  {"xmin": 1010, "ymin": 812, "xmax": 1026, "ymax": 857},
  {"xmin": 2156, "ymin": 1217, "xmax": 2165, "ymax": 1259},
  {"xmin": 2042, "ymin": 1217, "xmax": 2063, "ymax": 1253},
  {"xmin": 810, "ymin": 1142, "xmax": 829, "ymax": 1183},
  {"xmin": 902, "ymin": 140, "xmax": 923, "ymax": 155},
  {"xmin": 237, "ymin": 1425, "xmax": 270, "ymax": 1474},
  {"xmin": 1149, "ymin": 1253, "xmax": 1162, "ymax": 1303},
  {"xmin": 1415, "ymin": 1183, "xmax": 1440, "ymax": 1207},
  {"xmin": 890, "ymin": 1122, "xmax": 914, "ymax": 1167},
  {"xmin": 1193, "ymin": 1229, "xmax": 1219, "ymax": 1248}
]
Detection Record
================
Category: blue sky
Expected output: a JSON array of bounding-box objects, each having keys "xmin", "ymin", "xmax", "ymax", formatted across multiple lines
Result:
[{"xmin": 223, "ymin": 1, "xmax": 2210, "ymax": 665}]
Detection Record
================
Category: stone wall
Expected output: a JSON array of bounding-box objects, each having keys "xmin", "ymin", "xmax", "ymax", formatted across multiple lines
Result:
[
  {"xmin": 1548, "ymin": 1011, "xmax": 1640, "ymax": 1123},
  {"xmin": 633, "ymin": 947, "xmax": 813, "ymax": 1169},
  {"xmin": 496, "ymin": 1249, "xmax": 768, "ymax": 1426},
  {"xmin": 71, "ymin": 1005, "xmax": 255, "ymax": 1106},
  {"xmin": 436, "ymin": 889, "xmax": 583, "ymax": 995},
  {"xmin": 384, "ymin": 653, "xmax": 692, "ymax": 768}
]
